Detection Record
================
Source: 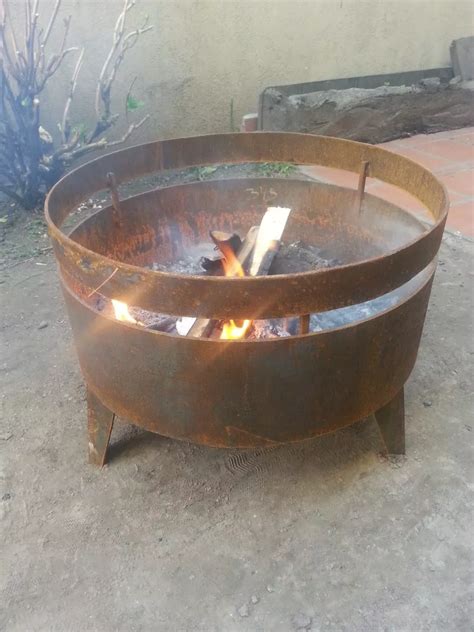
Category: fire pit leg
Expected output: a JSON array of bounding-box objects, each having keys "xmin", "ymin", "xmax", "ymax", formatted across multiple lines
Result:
[
  {"xmin": 374, "ymin": 388, "xmax": 405, "ymax": 455},
  {"xmin": 87, "ymin": 389, "xmax": 115, "ymax": 467}
]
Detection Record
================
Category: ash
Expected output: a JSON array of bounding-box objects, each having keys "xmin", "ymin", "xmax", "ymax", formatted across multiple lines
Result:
[
  {"xmin": 310, "ymin": 290, "xmax": 402, "ymax": 331},
  {"xmin": 271, "ymin": 240, "xmax": 340, "ymax": 274},
  {"xmin": 149, "ymin": 255, "xmax": 204, "ymax": 275},
  {"xmin": 147, "ymin": 240, "xmax": 338, "ymax": 277},
  {"xmin": 250, "ymin": 320, "xmax": 291, "ymax": 339}
]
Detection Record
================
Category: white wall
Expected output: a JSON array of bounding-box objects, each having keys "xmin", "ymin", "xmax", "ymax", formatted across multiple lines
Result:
[{"xmin": 10, "ymin": 0, "xmax": 474, "ymax": 141}]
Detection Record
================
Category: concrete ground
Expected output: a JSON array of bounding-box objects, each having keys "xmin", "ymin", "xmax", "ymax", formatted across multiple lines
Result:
[{"xmin": 1, "ymin": 135, "xmax": 473, "ymax": 631}]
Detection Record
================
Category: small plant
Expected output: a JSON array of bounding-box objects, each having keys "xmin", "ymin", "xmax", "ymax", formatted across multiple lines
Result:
[
  {"xmin": 256, "ymin": 162, "xmax": 298, "ymax": 177},
  {"xmin": 192, "ymin": 166, "xmax": 218, "ymax": 181},
  {"xmin": 0, "ymin": 0, "xmax": 152, "ymax": 209}
]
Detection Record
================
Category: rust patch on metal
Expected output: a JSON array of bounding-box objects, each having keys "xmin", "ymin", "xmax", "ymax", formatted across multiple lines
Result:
[{"xmin": 45, "ymin": 133, "xmax": 448, "ymax": 318}]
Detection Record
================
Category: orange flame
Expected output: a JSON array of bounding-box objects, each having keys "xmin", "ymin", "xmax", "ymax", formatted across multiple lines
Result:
[
  {"xmin": 111, "ymin": 299, "xmax": 139, "ymax": 324},
  {"xmin": 221, "ymin": 249, "xmax": 245, "ymax": 278},
  {"xmin": 220, "ymin": 250, "xmax": 251, "ymax": 340},
  {"xmin": 221, "ymin": 319, "xmax": 251, "ymax": 340}
]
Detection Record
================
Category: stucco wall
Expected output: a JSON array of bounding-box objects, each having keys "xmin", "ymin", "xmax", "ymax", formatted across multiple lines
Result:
[{"xmin": 10, "ymin": 0, "xmax": 474, "ymax": 143}]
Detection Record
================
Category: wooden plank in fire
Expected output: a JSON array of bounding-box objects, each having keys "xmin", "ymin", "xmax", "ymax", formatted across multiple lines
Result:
[
  {"xmin": 182, "ymin": 207, "xmax": 291, "ymax": 338},
  {"xmin": 183, "ymin": 226, "xmax": 258, "ymax": 338}
]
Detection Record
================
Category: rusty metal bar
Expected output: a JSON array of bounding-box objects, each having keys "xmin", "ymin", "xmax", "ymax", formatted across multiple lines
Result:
[
  {"xmin": 353, "ymin": 160, "xmax": 370, "ymax": 215},
  {"xmin": 106, "ymin": 171, "xmax": 122, "ymax": 226},
  {"xmin": 299, "ymin": 314, "xmax": 310, "ymax": 334},
  {"xmin": 87, "ymin": 388, "xmax": 115, "ymax": 466},
  {"xmin": 374, "ymin": 388, "xmax": 405, "ymax": 455}
]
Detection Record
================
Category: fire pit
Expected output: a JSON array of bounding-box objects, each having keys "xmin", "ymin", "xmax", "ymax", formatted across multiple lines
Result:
[{"xmin": 45, "ymin": 133, "xmax": 448, "ymax": 466}]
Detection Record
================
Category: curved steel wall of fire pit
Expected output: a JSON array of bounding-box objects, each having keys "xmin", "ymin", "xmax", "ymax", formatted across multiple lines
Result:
[
  {"xmin": 61, "ymin": 269, "xmax": 434, "ymax": 448},
  {"xmin": 45, "ymin": 133, "xmax": 448, "ymax": 455},
  {"xmin": 46, "ymin": 133, "xmax": 448, "ymax": 318}
]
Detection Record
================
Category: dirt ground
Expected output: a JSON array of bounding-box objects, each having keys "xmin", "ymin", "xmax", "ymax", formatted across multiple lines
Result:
[{"xmin": 0, "ymin": 207, "xmax": 473, "ymax": 630}]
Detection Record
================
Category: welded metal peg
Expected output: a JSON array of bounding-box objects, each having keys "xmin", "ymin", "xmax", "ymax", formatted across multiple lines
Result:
[
  {"xmin": 299, "ymin": 313, "xmax": 310, "ymax": 334},
  {"xmin": 353, "ymin": 160, "xmax": 370, "ymax": 215},
  {"xmin": 374, "ymin": 388, "xmax": 405, "ymax": 455},
  {"xmin": 87, "ymin": 389, "xmax": 115, "ymax": 467},
  {"xmin": 106, "ymin": 171, "xmax": 122, "ymax": 225}
]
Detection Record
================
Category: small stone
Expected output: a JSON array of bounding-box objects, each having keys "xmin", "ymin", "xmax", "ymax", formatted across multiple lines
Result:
[
  {"xmin": 238, "ymin": 604, "xmax": 249, "ymax": 617},
  {"xmin": 292, "ymin": 613, "xmax": 312, "ymax": 629},
  {"xmin": 251, "ymin": 595, "xmax": 259, "ymax": 604},
  {"xmin": 38, "ymin": 321, "xmax": 49, "ymax": 330},
  {"xmin": 266, "ymin": 584, "xmax": 274, "ymax": 593},
  {"xmin": 2, "ymin": 493, "xmax": 11, "ymax": 501},
  {"xmin": 423, "ymin": 400, "xmax": 432, "ymax": 407}
]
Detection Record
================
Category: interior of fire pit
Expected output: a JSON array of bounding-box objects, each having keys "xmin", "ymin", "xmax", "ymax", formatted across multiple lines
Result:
[
  {"xmin": 70, "ymin": 177, "xmax": 427, "ymax": 271},
  {"xmin": 65, "ymin": 176, "xmax": 432, "ymax": 339}
]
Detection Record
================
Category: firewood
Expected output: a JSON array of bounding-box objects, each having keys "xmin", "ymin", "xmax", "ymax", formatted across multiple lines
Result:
[
  {"xmin": 185, "ymin": 207, "xmax": 291, "ymax": 339},
  {"xmin": 249, "ymin": 207, "xmax": 291, "ymax": 276},
  {"xmin": 185, "ymin": 226, "xmax": 258, "ymax": 338},
  {"xmin": 200, "ymin": 231, "xmax": 243, "ymax": 274}
]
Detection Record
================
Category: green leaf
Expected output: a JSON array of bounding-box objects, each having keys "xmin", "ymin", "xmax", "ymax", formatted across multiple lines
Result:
[
  {"xmin": 71, "ymin": 123, "xmax": 88, "ymax": 143},
  {"xmin": 199, "ymin": 166, "xmax": 217, "ymax": 177},
  {"xmin": 126, "ymin": 94, "xmax": 145, "ymax": 112}
]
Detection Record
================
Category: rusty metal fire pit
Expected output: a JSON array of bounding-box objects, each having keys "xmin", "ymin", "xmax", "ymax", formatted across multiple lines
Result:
[{"xmin": 45, "ymin": 133, "xmax": 448, "ymax": 466}]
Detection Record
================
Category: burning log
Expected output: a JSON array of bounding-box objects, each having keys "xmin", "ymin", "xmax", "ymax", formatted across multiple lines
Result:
[
  {"xmin": 200, "ymin": 227, "xmax": 258, "ymax": 274},
  {"xmin": 200, "ymin": 230, "xmax": 242, "ymax": 275},
  {"xmin": 184, "ymin": 207, "xmax": 291, "ymax": 340},
  {"xmin": 209, "ymin": 231, "xmax": 243, "ymax": 260},
  {"xmin": 220, "ymin": 206, "xmax": 291, "ymax": 340},
  {"xmin": 200, "ymin": 255, "xmax": 225, "ymax": 274},
  {"xmin": 184, "ymin": 226, "xmax": 258, "ymax": 338}
]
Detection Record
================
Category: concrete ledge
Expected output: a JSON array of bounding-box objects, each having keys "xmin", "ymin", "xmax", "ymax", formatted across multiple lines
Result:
[{"xmin": 258, "ymin": 70, "xmax": 474, "ymax": 143}]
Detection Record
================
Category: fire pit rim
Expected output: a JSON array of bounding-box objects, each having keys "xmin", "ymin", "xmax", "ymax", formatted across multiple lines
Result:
[{"xmin": 45, "ymin": 133, "xmax": 449, "ymax": 318}]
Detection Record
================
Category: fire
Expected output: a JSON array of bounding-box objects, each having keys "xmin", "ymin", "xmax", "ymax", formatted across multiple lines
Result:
[
  {"xmin": 218, "ymin": 206, "xmax": 291, "ymax": 340},
  {"xmin": 110, "ymin": 206, "xmax": 291, "ymax": 341},
  {"xmin": 220, "ymin": 248, "xmax": 251, "ymax": 340},
  {"xmin": 221, "ymin": 250, "xmax": 244, "ymax": 278},
  {"xmin": 111, "ymin": 299, "xmax": 139, "ymax": 324},
  {"xmin": 221, "ymin": 319, "xmax": 252, "ymax": 340}
]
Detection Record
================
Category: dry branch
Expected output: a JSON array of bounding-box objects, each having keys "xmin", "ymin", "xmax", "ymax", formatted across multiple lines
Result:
[
  {"xmin": 0, "ymin": 0, "xmax": 152, "ymax": 209},
  {"xmin": 61, "ymin": 47, "xmax": 84, "ymax": 144}
]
